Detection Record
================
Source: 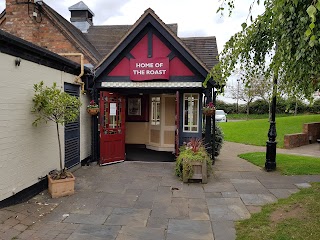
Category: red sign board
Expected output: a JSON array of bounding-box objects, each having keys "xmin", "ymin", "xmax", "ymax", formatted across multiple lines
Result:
[{"xmin": 130, "ymin": 58, "xmax": 169, "ymax": 81}]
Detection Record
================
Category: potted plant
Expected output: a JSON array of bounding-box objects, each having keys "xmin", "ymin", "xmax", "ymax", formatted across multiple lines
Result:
[
  {"xmin": 87, "ymin": 100, "xmax": 99, "ymax": 115},
  {"xmin": 203, "ymin": 102, "xmax": 215, "ymax": 116},
  {"xmin": 32, "ymin": 81, "xmax": 82, "ymax": 198},
  {"xmin": 175, "ymin": 138, "xmax": 212, "ymax": 183}
]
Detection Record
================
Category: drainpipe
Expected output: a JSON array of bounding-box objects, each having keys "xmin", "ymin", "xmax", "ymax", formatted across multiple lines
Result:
[{"xmin": 58, "ymin": 53, "xmax": 85, "ymax": 93}]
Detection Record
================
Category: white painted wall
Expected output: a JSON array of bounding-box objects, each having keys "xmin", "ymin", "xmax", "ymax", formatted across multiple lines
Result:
[{"xmin": 0, "ymin": 52, "xmax": 91, "ymax": 202}]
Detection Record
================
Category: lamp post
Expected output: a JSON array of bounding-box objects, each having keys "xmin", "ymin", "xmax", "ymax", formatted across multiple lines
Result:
[
  {"xmin": 237, "ymin": 79, "xmax": 240, "ymax": 113},
  {"xmin": 265, "ymin": 74, "xmax": 277, "ymax": 171}
]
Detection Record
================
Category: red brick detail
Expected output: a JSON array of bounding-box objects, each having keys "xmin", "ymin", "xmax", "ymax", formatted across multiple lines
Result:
[
  {"xmin": 303, "ymin": 122, "xmax": 320, "ymax": 143},
  {"xmin": 284, "ymin": 133, "xmax": 308, "ymax": 149},
  {"xmin": 1, "ymin": 0, "xmax": 92, "ymax": 65}
]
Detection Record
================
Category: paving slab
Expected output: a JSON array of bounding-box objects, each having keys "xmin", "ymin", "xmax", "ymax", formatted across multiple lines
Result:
[
  {"xmin": 212, "ymin": 221, "xmax": 236, "ymax": 240},
  {"xmin": 240, "ymin": 193, "xmax": 278, "ymax": 206},
  {"xmin": 167, "ymin": 219, "xmax": 214, "ymax": 240},
  {"xmin": 67, "ymin": 225, "xmax": 120, "ymax": 240},
  {"xmin": 63, "ymin": 213, "xmax": 108, "ymax": 225},
  {"xmin": 116, "ymin": 226, "xmax": 165, "ymax": 240},
  {"xmin": 268, "ymin": 188, "xmax": 299, "ymax": 199},
  {"xmin": 104, "ymin": 208, "xmax": 151, "ymax": 227}
]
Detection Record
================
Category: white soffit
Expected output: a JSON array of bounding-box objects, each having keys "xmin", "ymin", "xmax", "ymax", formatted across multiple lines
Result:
[{"xmin": 101, "ymin": 82, "xmax": 202, "ymax": 88}]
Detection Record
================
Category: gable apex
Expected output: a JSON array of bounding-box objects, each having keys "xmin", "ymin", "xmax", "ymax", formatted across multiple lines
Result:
[{"xmin": 95, "ymin": 8, "xmax": 210, "ymax": 79}]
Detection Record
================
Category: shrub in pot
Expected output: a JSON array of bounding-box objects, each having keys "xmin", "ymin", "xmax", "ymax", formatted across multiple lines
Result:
[
  {"xmin": 32, "ymin": 81, "xmax": 81, "ymax": 198},
  {"xmin": 175, "ymin": 138, "xmax": 212, "ymax": 183}
]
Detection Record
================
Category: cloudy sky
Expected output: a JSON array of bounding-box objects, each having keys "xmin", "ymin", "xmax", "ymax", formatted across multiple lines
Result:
[{"xmin": 0, "ymin": 0, "xmax": 264, "ymax": 102}]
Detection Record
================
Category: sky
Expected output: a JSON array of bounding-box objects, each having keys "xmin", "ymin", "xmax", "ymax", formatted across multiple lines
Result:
[{"xmin": 0, "ymin": 0, "xmax": 265, "ymax": 103}]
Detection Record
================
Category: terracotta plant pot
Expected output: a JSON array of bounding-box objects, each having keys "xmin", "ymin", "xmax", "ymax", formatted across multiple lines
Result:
[
  {"xmin": 48, "ymin": 173, "xmax": 75, "ymax": 198},
  {"xmin": 87, "ymin": 108, "xmax": 99, "ymax": 115}
]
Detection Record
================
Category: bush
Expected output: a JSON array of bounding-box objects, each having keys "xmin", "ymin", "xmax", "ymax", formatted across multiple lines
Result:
[
  {"xmin": 309, "ymin": 99, "xmax": 320, "ymax": 113},
  {"xmin": 214, "ymin": 124, "xmax": 224, "ymax": 157},
  {"xmin": 250, "ymin": 99, "xmax": 269, "ymax": 114},
  {"xmin": 216, "ymin": 100, "xmax": 237, "ymax": 114},
  {"xmin": 202, "ymin": 124, "xmax": 224, "ymax": 157}
]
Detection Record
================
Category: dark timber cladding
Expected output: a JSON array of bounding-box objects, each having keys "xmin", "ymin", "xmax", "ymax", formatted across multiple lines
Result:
[{"xmin": 64, "ymin": 83, "xmax": 80, "ymax": 169}]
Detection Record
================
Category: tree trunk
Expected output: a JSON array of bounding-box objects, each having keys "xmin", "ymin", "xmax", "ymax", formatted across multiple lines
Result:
[
  {"xmin": 246, "ymin": 102, "xmax": 250, "ymax": 119},
  {"xmin": 56, "ymin": 123, "xmax": 63, "ymax": 172},
  {"xmin": 294, "ymin": 100, "xmax": 298, "ymax": 116}
]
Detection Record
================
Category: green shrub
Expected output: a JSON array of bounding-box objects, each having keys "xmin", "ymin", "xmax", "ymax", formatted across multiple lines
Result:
[
  {"xmin": 214, "ymin": 124, "xmax": 224, "ymax": 156},
  {"xmin": 250, "ymin": 99, "xmax": 269, "ymax": 114}
]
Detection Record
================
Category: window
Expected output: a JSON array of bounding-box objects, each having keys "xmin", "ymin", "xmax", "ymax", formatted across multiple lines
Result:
[
  {"xmin": 183, "ymin": 93, "xmax": 199, "ymax": 132},
  {"xmin": 151, "ymin": 97, "xmax": 161, "ymax": 125}
]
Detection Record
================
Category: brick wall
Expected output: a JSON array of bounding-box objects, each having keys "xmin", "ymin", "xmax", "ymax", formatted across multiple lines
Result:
[
  {"xmin": 1, "ymin": 0, "xmax": 92, "ymax": 65},
  {"xmin": 284, "ymin": 133, "xmax": 309, "ymax": 149},
  {"xmin": 0, "ymin": 52, "xmax": 91, "ymax": 202},
  {"xmin": 284, "ymin": 122, "xmax": 320, "ymax": 148},
  {"xmin": 303, "ymin": 122, "xmax": 320, "ymax": 143}
]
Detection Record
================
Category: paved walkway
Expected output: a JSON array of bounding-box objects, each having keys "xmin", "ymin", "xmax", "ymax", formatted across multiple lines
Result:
[{"xmin": 0, "ymin": 142, "xmax": 319, "ymax": 240}]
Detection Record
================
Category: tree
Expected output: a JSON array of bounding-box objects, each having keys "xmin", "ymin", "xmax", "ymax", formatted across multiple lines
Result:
[
  {"xmin": 229, "ymin": 80, "xmax": 256, "ymax": 118},
  {"xmin": 207, "ymin": 0, "xmax": 320, "ymax": 100},
  {"xmin": 32, "ymin": 81, "xmax": 82, "ymax": 178}
]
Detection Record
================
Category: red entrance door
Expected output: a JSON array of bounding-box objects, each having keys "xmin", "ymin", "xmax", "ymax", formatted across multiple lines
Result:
[{"xmin": 99, "ymin": 92, "xmax": 126, "ymax": 165}]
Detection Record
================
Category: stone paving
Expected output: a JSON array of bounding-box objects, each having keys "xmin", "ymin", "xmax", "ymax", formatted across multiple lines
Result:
[{"xmin": 0, "ymin": 142, "xmax": 319, "ymax": 240}]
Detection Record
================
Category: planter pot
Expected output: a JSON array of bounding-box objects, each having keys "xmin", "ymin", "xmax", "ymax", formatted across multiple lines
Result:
[
  {"xmin": 183, "ymin": 160, "xmax": 207, "ymax": 184},
  {"xmin": 87, "ymin": 108, "xmax": 99, "ymax": 116},
  {"xmin": 203, "ymin": 109, "xmax": 215, "ymax": 116},
  {"xmin": 48, "ymin": 173, "xmax": 75, "ymax": 198}
]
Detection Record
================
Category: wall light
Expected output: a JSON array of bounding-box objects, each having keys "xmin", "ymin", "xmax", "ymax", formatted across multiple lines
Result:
[{"xmin": 15, "ymin": 58, "xmax": 21, "ymax": 67}]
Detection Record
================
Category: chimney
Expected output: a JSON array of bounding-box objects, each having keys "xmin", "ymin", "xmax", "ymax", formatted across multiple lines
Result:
[
  {"xmin": 69, "ymin": 1, "xmax": 94, "ymax": 33},
  {"xmin": 2, "ymin": 0, "xmax": 39, "ymax": 42}
]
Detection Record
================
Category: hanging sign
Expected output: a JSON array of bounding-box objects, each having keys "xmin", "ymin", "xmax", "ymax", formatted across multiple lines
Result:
[{"xmin": 130, "ymin": 58, "xmax": 169, "ymax": 81}]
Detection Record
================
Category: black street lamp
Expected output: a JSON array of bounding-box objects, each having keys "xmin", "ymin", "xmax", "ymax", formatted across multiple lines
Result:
[
  {"xmin": 265, "ymin": 74, "xmax": 277, "ymax": 171},
  {"xmin": 236, "ymin": 79, "xmax": 240, "ymax": 113}
]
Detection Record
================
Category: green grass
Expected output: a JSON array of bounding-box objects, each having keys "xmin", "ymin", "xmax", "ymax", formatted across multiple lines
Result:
[
  {"xmin": 239, "ymin": 152, "xmax": 320, "ymax": 175},
  {"xmin": 227, "ymin": 113, "xmax": 294, "ymax": 120},
  {"xmin": 218, "ymin": 114, "xmax": 320, "ymax": 148},
  {"xmin": 236, "ymin": 182, "xmax": 320, "ymax": 240}
]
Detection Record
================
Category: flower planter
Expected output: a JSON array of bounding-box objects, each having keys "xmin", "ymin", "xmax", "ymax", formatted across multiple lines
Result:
[
  {"xmin": 183, "ymin": 160, "xmax": 207, "ymax": 184},
  {"xmin": 87, "ymin": 108, "xmax": 99, "ymax": 116},
  {"xmin": 48, "ymin": 173, "xmax": 75, "ymax": 198},
  {"xmin": 203, "ymin": 109, "xmax": 215, "ymax": 116}
]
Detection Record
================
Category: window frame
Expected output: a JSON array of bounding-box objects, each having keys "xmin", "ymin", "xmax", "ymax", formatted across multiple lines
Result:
[
  {"xmin": 183, "ymin": 93, "xmax": 199, "ymax": 133},
  {"xmin": 151, "ymin": 96, "xmax": 161, "ymax": 126}
]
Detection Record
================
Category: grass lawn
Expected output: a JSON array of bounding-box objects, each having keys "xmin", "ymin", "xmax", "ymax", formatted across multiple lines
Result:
[
  {"xmin": 227, "ymin": 113, "xmax": 293, "ymax": 120},
  {"xmin": 218, "ymin": 114, "xmax": 320, "ymax": 148},
  {"xmin": 236, "ymin": 182, "xmax": 320, "ymax": 240},
  {"xmin": 239, "ymin": 152, "xmax": 320, "ymax": 175}
]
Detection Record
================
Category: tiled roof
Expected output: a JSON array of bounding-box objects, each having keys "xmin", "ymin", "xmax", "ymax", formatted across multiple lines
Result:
[
  {"xmin": 84, "ymin": 24, "xmax": 178, "ymax": 57},
  {"xmin": 42, "ymin": 3, "xmax": 101, "ymax": 64},
  {"xmin": 181, "ymin": 37, "xmax": 219, "ymax": 70}
]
